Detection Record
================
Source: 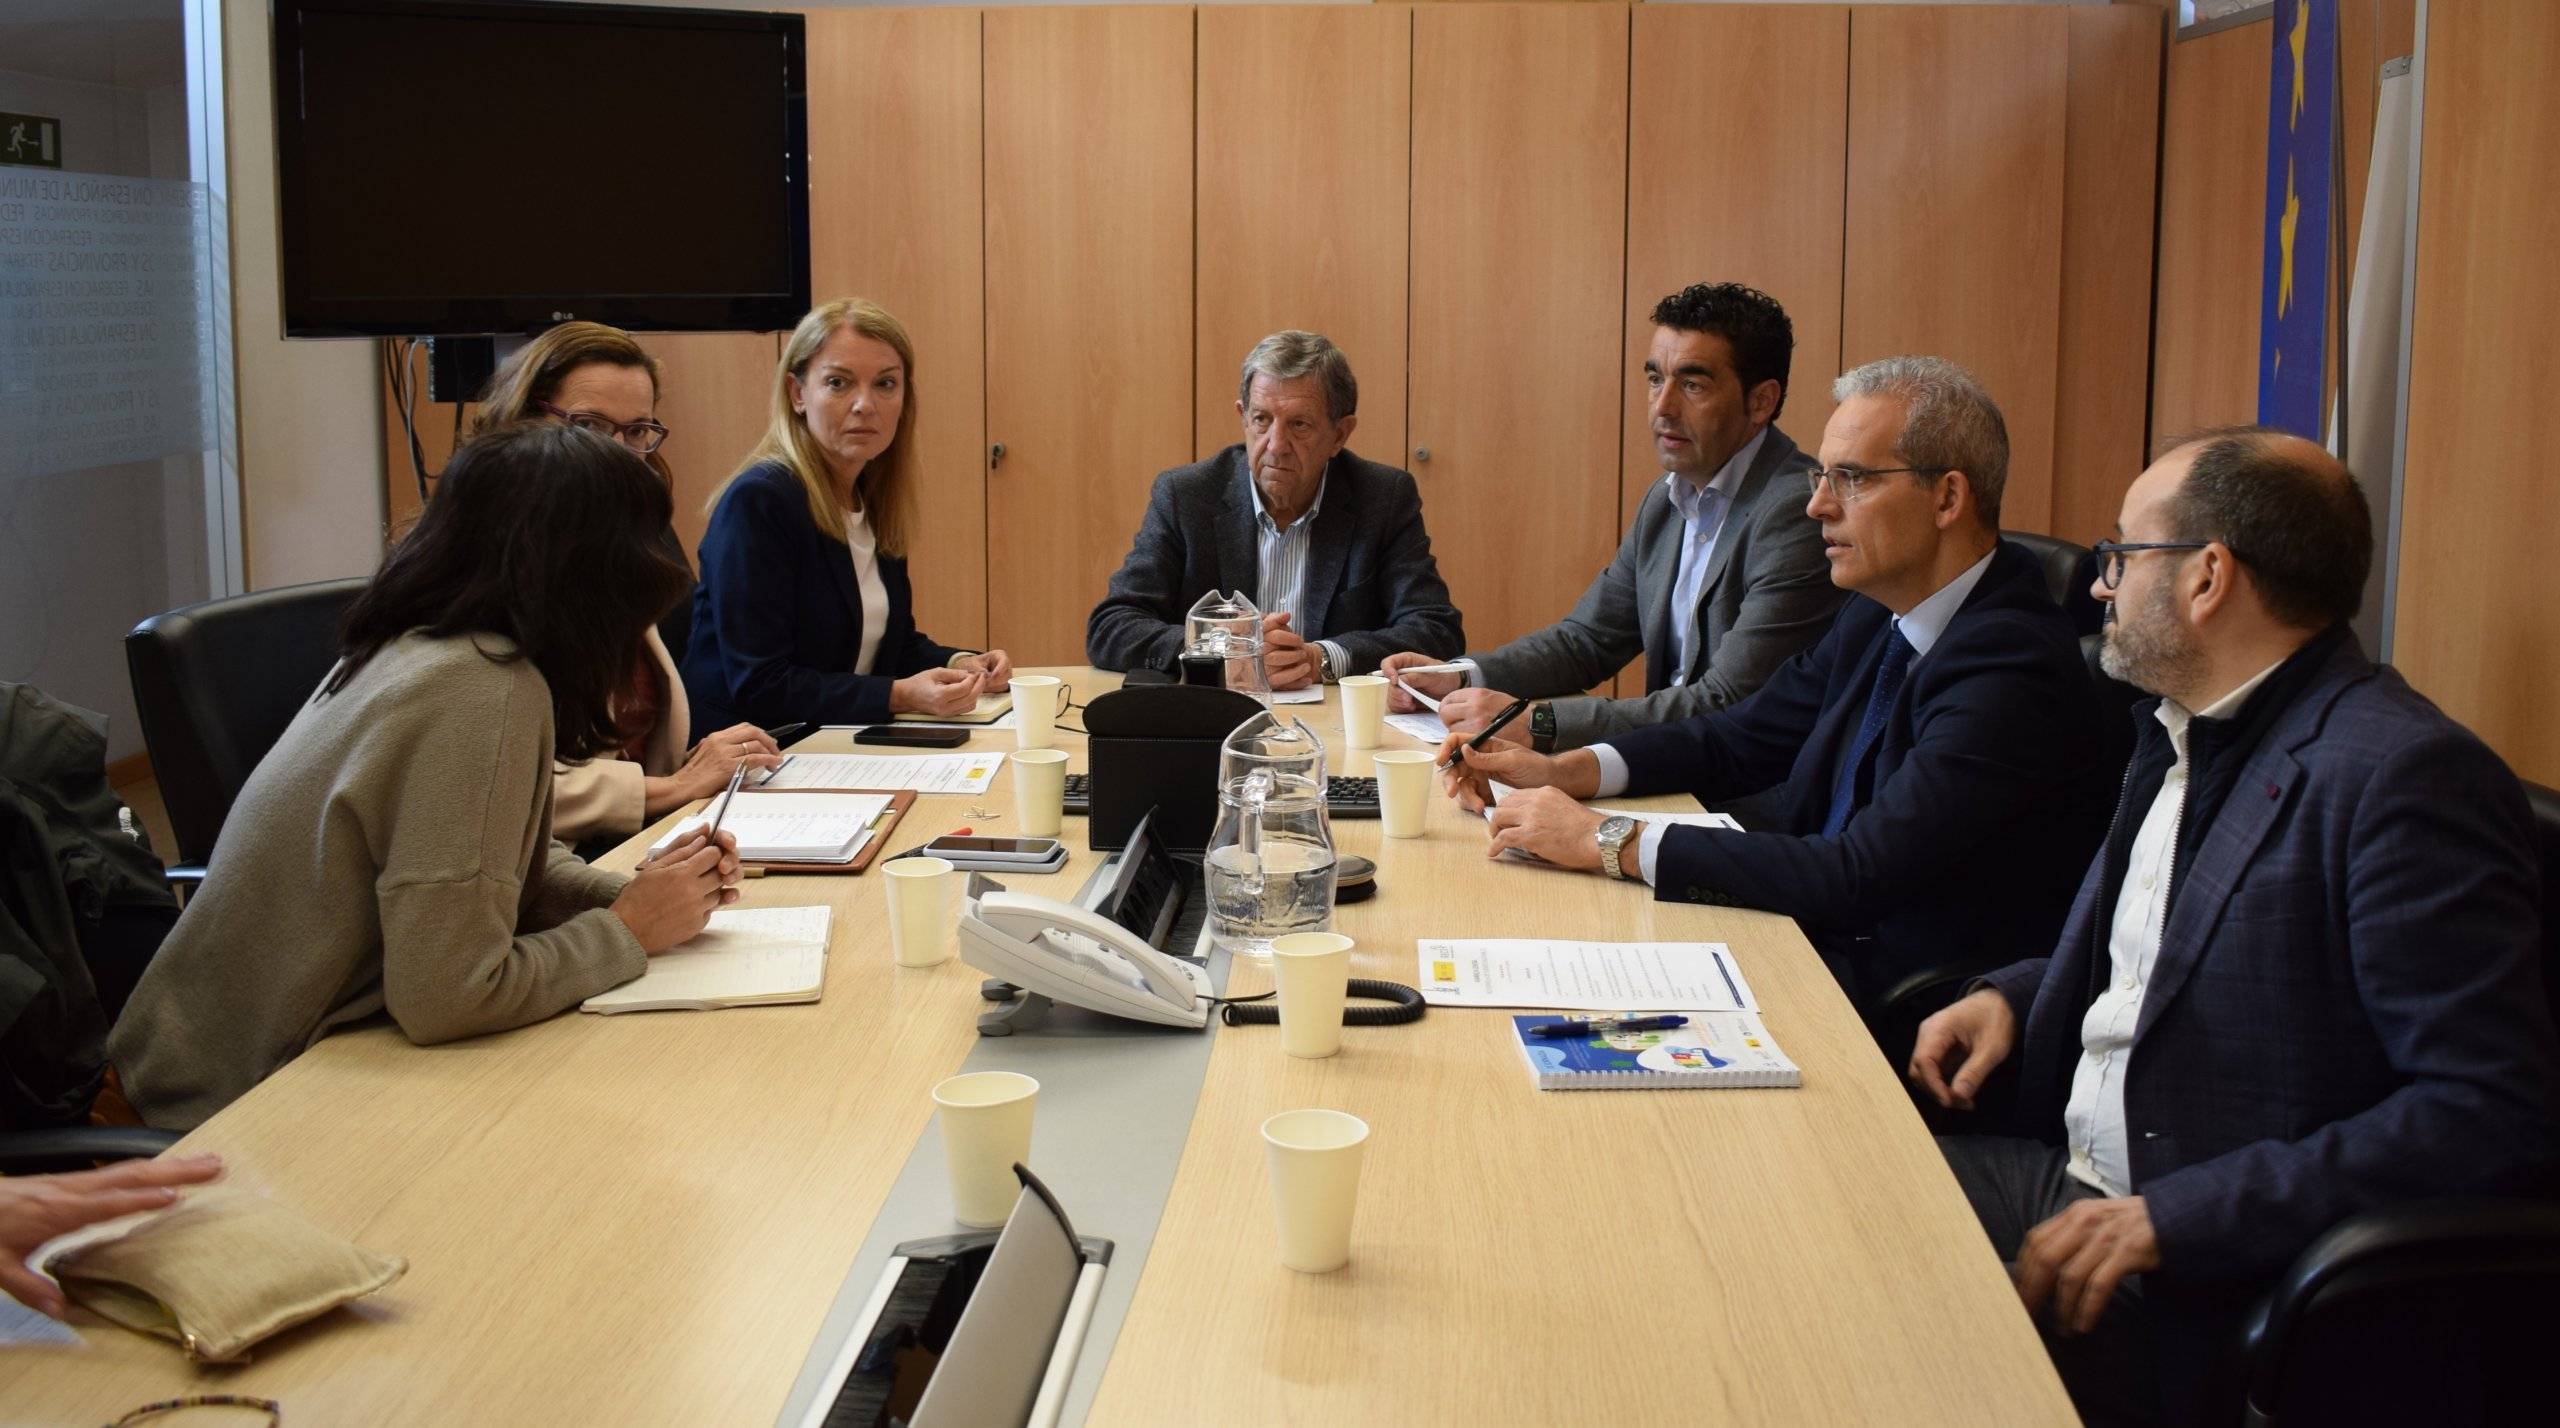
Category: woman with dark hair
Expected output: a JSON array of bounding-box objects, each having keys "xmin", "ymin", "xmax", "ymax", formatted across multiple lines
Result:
[
  {"xmin": 469, "ymin": 321, "xmax": 779, "ymax": 842},
  {"xmin": 109, "ymin": 423, "xmax": 741, "ymax": 1130}
]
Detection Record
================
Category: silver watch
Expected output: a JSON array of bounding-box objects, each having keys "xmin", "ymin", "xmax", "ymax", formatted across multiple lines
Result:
[{"xmin": 1596, "ymin": 815, "xmax": 1640, "ymax": 881}]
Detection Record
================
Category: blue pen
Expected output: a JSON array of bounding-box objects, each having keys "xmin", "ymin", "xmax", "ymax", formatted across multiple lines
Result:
[{"xmin": 1528, "ymin": 1014, "xmax": 1690, "ymax": 1039}]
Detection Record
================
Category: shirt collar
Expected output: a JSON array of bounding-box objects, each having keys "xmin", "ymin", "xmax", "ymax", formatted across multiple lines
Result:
[
  {"xmin": 2154, "ymin": 657, "xmax": 2287, "ymax": 753},
  {"xmin": 1661, "ymin": 427, "xmax": 1767, "ymax": 522},
  {"xmin": 1249, "ymin": 458, "xmax": 1329, "ymax": 534},
  {"xmin": 1892, "ymin": 545, "xmax": 1997, "ymax": 658}
]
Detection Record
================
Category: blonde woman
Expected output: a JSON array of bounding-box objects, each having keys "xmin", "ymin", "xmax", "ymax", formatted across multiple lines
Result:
[
  {"xmin": 681, "ymin": 300, "xmax": 1009, "ymax": 726},
  {"xmin": 471, "ymin": 322, "xmax": 778, "ymax": 842}
]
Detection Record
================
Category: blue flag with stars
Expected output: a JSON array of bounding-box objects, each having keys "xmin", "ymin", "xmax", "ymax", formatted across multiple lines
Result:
[{"xmin": 2258, "ymin": 0, "xmax": 2336, "ymax": 440}]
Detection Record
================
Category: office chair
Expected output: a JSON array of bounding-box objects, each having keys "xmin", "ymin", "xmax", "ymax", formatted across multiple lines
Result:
[
  {"xmin": 2001, "ymin": 529, "xmax": 2105, "ymax": 637},
  {"xmin": 2227, "ymin": 779, "xmax": 2560, "ymax": 1425},
  {"xmin": 0, "ymin": 1126, "xmax": 182, "ymax": 1176},
  {"xmin": 123, "ymin": 578, "xmax": 368, "ymax": 886}
]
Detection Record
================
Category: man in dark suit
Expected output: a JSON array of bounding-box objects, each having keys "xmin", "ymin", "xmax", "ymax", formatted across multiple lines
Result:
[
  {"xmin": 1911, "ymin": 429, "xmax": 2560, "ymax": 1425},
  {"xmin": 1085, "ymin": 331, "xmax": 1462, "ymax": 686},
  {"xmin": 1382, "ymin": 283, "xmax": 1843, "ymax": 750},
  {"xmin": 1441, "ymin": 357, "xmax": 2108, "ymax": 1011}
]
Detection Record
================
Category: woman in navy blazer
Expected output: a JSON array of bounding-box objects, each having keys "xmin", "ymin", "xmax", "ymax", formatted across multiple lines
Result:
[{"xmin": 682, "ymin": 300, "xmax": 1010, "ymax": 728}]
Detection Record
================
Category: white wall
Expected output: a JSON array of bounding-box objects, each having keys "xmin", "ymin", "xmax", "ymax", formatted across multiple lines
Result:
[{"xmin": 221, "ymin": 0, "xmax": 384, "ymax": 590}]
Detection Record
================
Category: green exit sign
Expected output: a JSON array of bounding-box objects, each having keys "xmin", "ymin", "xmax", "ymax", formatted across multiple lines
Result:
[{"xmin": 1, "ymin": 112, "xmax": 62, "ymax": 169}]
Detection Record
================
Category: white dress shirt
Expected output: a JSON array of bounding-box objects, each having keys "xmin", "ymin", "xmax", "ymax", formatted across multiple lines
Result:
[
  {"xmin": 1590, "ymin": 546, "xmax": 1996, "ymax": 884},
  {"xmin": 1249, "ymin": 469, "xmax": 1348, "ymax": 679},
  {"xmin": 845, "ymin": 505, "xmax": 890, "ymax": 676},
  {"xmin": 2060, "ymin": 659, "xmax": 2283, "ymax": 1196}
]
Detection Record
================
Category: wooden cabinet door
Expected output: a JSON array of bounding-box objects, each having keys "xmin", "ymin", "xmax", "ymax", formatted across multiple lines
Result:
[
  {"xmin": 983, "ymin": 5, "xmax": 1195, "ymax": 665},
  {"xmin": 805, "ymin": 6, "xmax": 988, "ymax": 649},
  {"xmin": 1408, "ymin": 2, "xmax": 1630, "ymax": 660},
  {"xmin": 1195, "ymin": 3, "xmax": 1410, "ymax": 466},
  {"xmin": 1844, "ymin": 4, "xmax": 2069, "ymax": 532}
]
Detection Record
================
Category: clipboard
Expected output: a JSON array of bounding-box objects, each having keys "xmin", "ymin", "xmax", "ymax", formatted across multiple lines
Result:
[{"xmin": 736, "ymin": 789, "xmax": 917, "ymax": 875}]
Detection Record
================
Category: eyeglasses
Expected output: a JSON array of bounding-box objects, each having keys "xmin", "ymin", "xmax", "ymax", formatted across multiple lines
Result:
[
  {"xmin": 534, "ymin": 400, "xmax": 670, "ymax": 455},
  {"xmin": 2090, "ymin": 538, "xmax": 2215, "ymax": 589},
  {"xmin": 1804, "ymin": 465, "xmax": 1947, "ymax": 504}
]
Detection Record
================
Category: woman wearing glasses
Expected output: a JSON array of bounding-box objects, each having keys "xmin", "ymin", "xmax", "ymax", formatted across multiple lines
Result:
[
  {"xmin": 680, "ymin": 299, "xmax": 1010, "ymax": 728},
  {"xmin": 472, "ymin": 322, "xmax": 779, "ymax": 843}
]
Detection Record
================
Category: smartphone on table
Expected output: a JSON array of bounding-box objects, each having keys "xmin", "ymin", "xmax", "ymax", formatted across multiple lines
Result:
[{"xmin": 854, "ymin": 725, "xmax": 971, "ymax": 748}]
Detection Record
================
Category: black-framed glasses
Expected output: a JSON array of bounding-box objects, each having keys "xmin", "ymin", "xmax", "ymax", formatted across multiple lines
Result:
[
  {"xmin": 2090, "ymin": 539, "xmax": 2214, "ymax": 589},
  {"xmin": 1804, "ymin": 464, "xmax": 1948, "ymax": 504},
  {"xmin": 534, "ymin": 400, "xmax": 670, "ymax": 455}
]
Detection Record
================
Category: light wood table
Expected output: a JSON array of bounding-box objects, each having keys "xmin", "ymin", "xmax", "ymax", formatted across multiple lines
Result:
[{"xmin": 1, "ymin": 670, "xmax": 2072, "ymax": 1424}]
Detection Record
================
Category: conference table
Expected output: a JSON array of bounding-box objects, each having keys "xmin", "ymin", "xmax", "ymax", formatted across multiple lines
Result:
[{"xmin": 0, "ymin": 669, "xmax": 2074, "ymax": 1425}]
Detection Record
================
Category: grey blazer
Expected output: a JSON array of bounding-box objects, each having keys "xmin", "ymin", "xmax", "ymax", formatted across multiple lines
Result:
[
  {"xmin": 1469, "ymin": 424, "xmax": 1843, "ymax": 749},
  {"xmin": 1084, "ymin": 445, "xmax": 1465, "ymax": 676}
]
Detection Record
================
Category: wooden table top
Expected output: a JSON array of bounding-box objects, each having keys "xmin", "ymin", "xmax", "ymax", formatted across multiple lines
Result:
[{"xmin": 0, "ymin": 669, "xmax": 2071, "ymax": 1425}]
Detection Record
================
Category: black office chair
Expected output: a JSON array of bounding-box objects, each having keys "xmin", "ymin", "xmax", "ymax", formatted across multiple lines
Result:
[
  {"xmin": 0, "ymin": 1126, "xmax": 183, "ymax": 1176},
  {"xmin": 2002, "ymin": 529, "xmax": 2105, "ymax": 638},
  {"xmin": 2227, "ymin": 779, "xmax": 2560, "ymax": 1425},
  {"xmin": 123, "ymin": 578, "xmax": 369, "ymax": 886}
]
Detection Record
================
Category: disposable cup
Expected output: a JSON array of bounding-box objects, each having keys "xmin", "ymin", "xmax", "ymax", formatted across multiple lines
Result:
[
  {"xmin": 1261, "ymin": 1108, "xmax": 1369, "ymax": 1273},
  {"xmin": 1012, "ymin": 748, "xmax": 1069, "ymax": 837},
  {"xmin": 1339, "ymin": 675, "xmax": 1388, "ymax": 750},
  {"xmin": 1270, "ymin": 932, "xmax": 1354, "ymax": 1058},
  {"xmin": 883, "ymin": 855, "xmax": 956, "ymax": 967},
  {"xmin": 933, "ymin": 1071, "xmax": 1039, "ymax": 1228},
  {"xmin": 1012, "ymin": 675, "xmax": 1066, "ymax": 751},
  {"xmin": 1371, "ymin": 750, "xmax": 1435, "ymax": 838}
]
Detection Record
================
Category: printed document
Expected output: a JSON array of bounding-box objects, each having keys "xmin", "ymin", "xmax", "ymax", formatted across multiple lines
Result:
[
  {"xmin": 759, "ymin": 751, "xmax": 1005, "ymax": 796},
  {"xmin": 650, "ymin": 792, "xmax": 891, "ymax": 863},
  {"xmin": 1417, "ymin": 939, "xmax": 1758, "ymax": 1012},
  {"xmin": 1384, "ymin": 711, "xmax": 1450, "ymax": 744}
]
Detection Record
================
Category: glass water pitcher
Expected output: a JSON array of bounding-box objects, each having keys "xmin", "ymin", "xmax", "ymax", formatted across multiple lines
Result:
[
  {"xmin": 1203, "ymin": 710, "xmax": 1337, "ymax": 957},
  {"xmin": 1182, "ymin": 589, "xmax": 1273, "ymax": 706}
]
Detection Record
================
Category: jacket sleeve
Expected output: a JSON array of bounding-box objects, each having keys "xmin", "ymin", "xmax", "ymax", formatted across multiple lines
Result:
[
  {"xmin": 548, "ymin": 755, "xmax": 646, "ymax": 842},
  {"xmin": 1632, "ymin": 615, "xmax": 2088, "ymax": 922},
  {"xmin": 2139, "ymin": 735, "xmax": 2560, "ymax": 1286},
  {"xmin": 1324, "ymin": 475, "xmax": 1464, "ymax": 675},
  {"xmin": 1606, "ymin": 613, "xmax": 1847, "ymax": 808},
  {"xmin": 1468, "ymin": 497, "xmax": 1651, "ymax": 700},
  {"xmin": 696, "ymin": 476, "xmax": 900, "ymax": 725},
  {"xmin": 1086, "ymin": 471, "xmax": 1196, "ymax": 673}
]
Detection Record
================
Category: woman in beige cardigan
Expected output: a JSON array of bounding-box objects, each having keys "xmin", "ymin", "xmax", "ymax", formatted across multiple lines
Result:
[
  {"xmin": 110, "ymin": 424, "xmax": 743, "ymax": 1130},
  {"xmin": 469, "ymin": 322, "xmax": 780, "ymax": 841}
]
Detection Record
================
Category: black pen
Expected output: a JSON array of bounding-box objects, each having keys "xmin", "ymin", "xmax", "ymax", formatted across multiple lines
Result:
[
  {"xmin": 703, "ymin": 761, "xmax": 749, "ymax": 843},
  {"xmin": 1439, "ymin": 697, "xmax": 1532, "ymax": 773},
  {"xmin": 1529, "ymin": 1014, "xmax": 1691, "ymax": 1039},
  {"xmin": 762, "ymin": 721, "xmax": 810, "ymax": 747}
]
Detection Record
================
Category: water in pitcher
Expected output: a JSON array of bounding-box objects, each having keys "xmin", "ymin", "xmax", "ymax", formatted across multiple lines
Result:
[{"xmin": 1205, "ymin": 836, "xmax": 1337, "ymax": 958}]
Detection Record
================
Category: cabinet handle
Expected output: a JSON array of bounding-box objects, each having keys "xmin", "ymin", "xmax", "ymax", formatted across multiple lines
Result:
[
  {"xmin": 1414, "ymin": 446, "xmax": 1431, "ymax": 463},
  {"xmin": 990, "ymin": 442, "xmax": 1006, "ymax": 470}
]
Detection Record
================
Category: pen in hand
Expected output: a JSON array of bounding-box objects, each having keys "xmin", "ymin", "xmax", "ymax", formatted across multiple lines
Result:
[{"xmin": 1439, "ymin": 697, "xmax": 1532, "ymax": 772}]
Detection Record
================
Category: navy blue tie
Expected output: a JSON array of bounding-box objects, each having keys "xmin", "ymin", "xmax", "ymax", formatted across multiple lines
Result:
[{"xmin": 1823, "ymin": 626, "xmax": 1914, "ymax": 838}]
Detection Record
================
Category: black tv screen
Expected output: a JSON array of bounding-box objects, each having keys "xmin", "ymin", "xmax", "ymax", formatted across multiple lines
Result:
[{"xmin": 274, "ymin": 0, "xmax": 810, "ymax": 336}]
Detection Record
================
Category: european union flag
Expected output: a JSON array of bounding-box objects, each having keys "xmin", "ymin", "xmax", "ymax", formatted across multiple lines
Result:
[{"xmin": 2258, "ymin": 0, "xmax": 2336, "ymax": 440}]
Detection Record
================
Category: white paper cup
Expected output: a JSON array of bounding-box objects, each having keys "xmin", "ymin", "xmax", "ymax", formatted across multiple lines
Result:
[
  {"xmin": 1270, "ymin": 932, "xmax": 1354, "ymax": 1058},
  {"xmin": 882, "ymin": 856, "xmax": 955, "ymax": 967},
  {"xmin": 1371, "ymin": 750, "xmax": 1435, "ymax": 838},
  {"xmin": 1013, "ymin": 748, "xmax": 1069, "ymax": 837},
  {"xmin": 933, "ymin": 1071, "xmax": 1039, "ymax": 1228},
  {"xmin": 1012, "ymin": 675, "xmax": 1066, "ymax": 751},
  {"xmin": 1262, "ymin": 1108, "xmax": 1369, "ymax": 1273},
  {"xmin": 1338, "ymin": 674, "xmax": 1388, "ymax": 750}
]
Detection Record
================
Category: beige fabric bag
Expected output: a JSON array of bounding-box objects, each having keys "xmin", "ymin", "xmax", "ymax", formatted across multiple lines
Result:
[{"xmin": 47, "ymin": 1188, "xmax": 406, "ymax": 1363}]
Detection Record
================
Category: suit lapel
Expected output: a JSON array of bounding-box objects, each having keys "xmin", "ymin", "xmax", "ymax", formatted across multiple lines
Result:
[
  {"xmin": 820, "ymin": 514, "xmax": 867, "ymax": 643},
  {"xmin": 1692, "ymin": 427, "xmax": 1794, "ymax": 617},
  {"xmin": 2132, "ymin": 742, "xmax": 2302, "ymax": 1045},
  {"xmin": 1637, "ymin": 484, "xmax": 1677, "ymax": 690},
  {"xmin": 1293, "ymin": 457, "xmax": 1355, "ymax": 637},
  {"xmin": 1216, "ymin": 453, "xmax": 1261, "ymax": 602}
]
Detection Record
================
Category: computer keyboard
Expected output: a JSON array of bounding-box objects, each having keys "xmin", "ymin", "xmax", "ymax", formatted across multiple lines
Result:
[{"xmin": 1062, "ymin": 772, "xmax": 1380, "ymax": 818}]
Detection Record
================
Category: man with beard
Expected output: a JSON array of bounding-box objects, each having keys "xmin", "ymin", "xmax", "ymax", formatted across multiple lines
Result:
[{"xmin": 1911, "ymin": 427, "xmax": 2560, "ymax": 1425}]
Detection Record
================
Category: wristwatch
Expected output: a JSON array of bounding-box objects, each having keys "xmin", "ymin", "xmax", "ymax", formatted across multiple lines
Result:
[
  {"xmin": 1314, "ymin": 642, "xmax": 1336, "ymax": 685},
  {"xmin": 1529, "ymin": 701, "xmax": 1558, "ymax": 753},
  {"xmin": 1595, "ymin": 815, "xmax": 1640, "ymax": 881}
]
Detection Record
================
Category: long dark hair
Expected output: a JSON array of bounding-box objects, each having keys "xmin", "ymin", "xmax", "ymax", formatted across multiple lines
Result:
[{"xmin": 330, "ymin": 421, "xmax": 692, "ymax": 760}]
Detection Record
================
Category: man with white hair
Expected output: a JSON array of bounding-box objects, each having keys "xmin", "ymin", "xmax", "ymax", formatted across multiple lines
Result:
[
  {"xmin": 1086, "ymin": 330, "xmax": 1462, "ymax": 687},
  {"xmin": 1442, "ymin": 356, "xmax": 2109, "ymax": 1014}
]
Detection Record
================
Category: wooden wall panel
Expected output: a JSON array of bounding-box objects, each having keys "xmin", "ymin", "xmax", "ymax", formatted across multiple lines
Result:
[
  {"xmin": 379, "ymin": 331, "xmax": 779, "ymax": 565},
  {"xmin": 982, "ymin": 6, "xmax": 1194, "ymax": 665},
  {"xmin": 2393, "ymin": 0, "xmax": 2560, "ymax": 785},
  {"xmin": 1843, "ymin": 5, "xmax": 2069, "ymax": 533},
  {"xmin": 2149, "ymin": 18, "xmax": 2269, "ymax": 451},
  {"xmin": 2049, "ymin": 3, "xmax": 2165, "ymax": 544},
  {"xmin": 805, "ymin": 7, "xmax": 988, "ymax": 649},
  {"xmin": 1409, "ymin": 2, "xmax": 1628, "ymax": 657},
  {"xmin": 1195, "ymin": 4, "xmax": 1409, "ymax": 467},
  {"xmin": 1623, "ymin": 3, "xmax": 1847, "ymax": 531}
]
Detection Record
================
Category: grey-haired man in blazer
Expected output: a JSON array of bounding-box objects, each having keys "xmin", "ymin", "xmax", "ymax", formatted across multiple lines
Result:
[{"xmin": 1383, "ymin": 283, "xmax": 1843, "ymax": 752}]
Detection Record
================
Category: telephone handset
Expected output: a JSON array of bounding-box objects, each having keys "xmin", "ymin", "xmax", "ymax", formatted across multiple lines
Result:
[{"xmin": 958, "ymin": 886, "xmax": 1213, "ymax": 1030}]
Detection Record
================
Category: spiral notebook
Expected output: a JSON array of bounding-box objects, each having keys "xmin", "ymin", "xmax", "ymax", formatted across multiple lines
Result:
[{"xmin": 1511, "ymin": 1012, "xmax": 1801, "ymax": 1090}]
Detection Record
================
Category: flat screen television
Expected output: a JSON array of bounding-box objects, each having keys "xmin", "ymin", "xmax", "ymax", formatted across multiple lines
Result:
[{"xmin": 273, "ymin": 0, "xmax": 810, "ymax": 336}]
